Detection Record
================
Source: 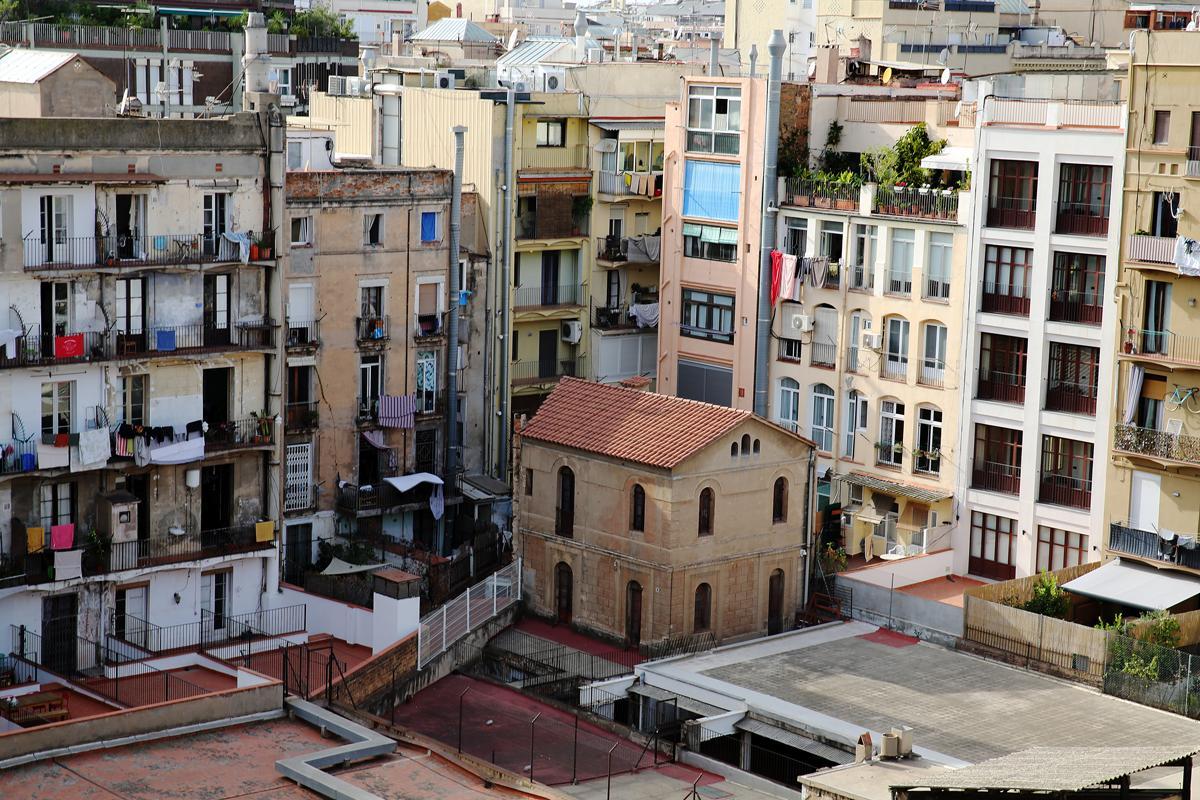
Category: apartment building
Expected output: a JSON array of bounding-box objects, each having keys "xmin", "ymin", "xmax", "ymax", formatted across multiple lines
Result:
[
  {"xmin": 1104, "ymin": 31, "xmax": 1200, "ymax": 577},
  {"xmin": 724, "ymin": 0, "xmax": 815, "ymax": 80},
  {"xmin": 0, "ymin": 108, "xmax": 285, "ymax": 663},
  {"xmin": 514, "ymin": 378, "xmax": 815, "ymax": 644},
  {"xmin": 957, "ymin": 85, "xmax": 1124, "ymax": 580}
]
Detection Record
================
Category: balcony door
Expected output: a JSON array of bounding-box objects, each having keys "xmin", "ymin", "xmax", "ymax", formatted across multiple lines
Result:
[
  {"xmin": 115, "ymin": 194, "xmax": 147, "ymax": 259},
  {"xmin": 115, "ymin": 585, "xmax": 149, "ymax": 648},
  {"xmin": 40, "ymin": 593, "xmax": 78, "ymax": 675},
  {"xmin": 116, "ymin": 278, "xmax": 146, "ymax": 354},
  {"xmin": 38, "ymin": 195, "xmax": 71, "ymax": 264},
  {"xmin": 1130, "ymin": 471, "xmax": 1161, "ymax": 533},
  {"xmin": 200, "ymin": 464, "xmax": 233, "ymax": 535},
  {"xmin": 541, "ymin": 251, "xmax": 561, "ymax": 306},
  {"xmin": 538, "ymin": 329, "xmax": 558, "ymax": 379},
  {"xmin": 204, "ymin": 274, "xmax": 230, "ymax": 347}
]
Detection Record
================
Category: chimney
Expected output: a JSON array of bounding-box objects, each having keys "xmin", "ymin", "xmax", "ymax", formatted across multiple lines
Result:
[
  {"xmin": 242, "ymin": 12, "xmax": 270, "ymax": 106},
  {"xmin": 708, "ymin": 37, "xmax": 719, "ymax": 74},
  {"xmin": 574, "ymin": 10, "xmax": 588, "ymax": 61}
]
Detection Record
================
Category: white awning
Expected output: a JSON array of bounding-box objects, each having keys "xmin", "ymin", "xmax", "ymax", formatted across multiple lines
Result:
[
  {"xmin": 382, "ymin": 472, "xmax": 444, "ymax": 493},
  {"xmin": 921, "ymin": 145, "xmax": 972, "ymax": 172},
  {"xmin": 321, "ymin": 557, "xmax": 384, "ymax": 576},
  {"xmin": 1063, "ymin": 559, "xmax": 1200, "ymax": 611}
]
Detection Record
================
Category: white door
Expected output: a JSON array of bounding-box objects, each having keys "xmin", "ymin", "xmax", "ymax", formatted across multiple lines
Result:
[
  {"xmin": 121, "ymin": 585, "xmax": 148, "ymax": 647},
  {"xmin": 1129, "ymin": 470, "xmax": 1162, "ymax": 531}
]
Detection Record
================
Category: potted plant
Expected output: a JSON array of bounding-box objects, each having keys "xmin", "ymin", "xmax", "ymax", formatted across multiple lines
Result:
[
  {"xmin": 250, "ymin": 239, "xmax": 261, "ymax": 261},
  {"xmin": 259, "ymin": 234, "xmax": 273, "ymax": 260}
]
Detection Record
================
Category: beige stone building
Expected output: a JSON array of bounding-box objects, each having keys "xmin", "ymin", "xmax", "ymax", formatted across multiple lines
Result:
[{"xmin": 514, "ymin": 378, "xmax": 816, "ymax": 645}]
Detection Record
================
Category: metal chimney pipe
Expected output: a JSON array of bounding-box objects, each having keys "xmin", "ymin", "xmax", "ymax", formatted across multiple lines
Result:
[
  {"xmin": 497, "ymin": 88, "xmax": 515, "ymax": 480},
  {"xmin": 709, "ymin": 37, "xmax": 719, "ymax": 74},
  {"xmin": 749, "ymin": 44, "xmax": 758, "ymax": 77},
  {"xmin": 447, "ymin": 126, "xmax": 466, "ymax": 482},
  {"xmin": 753, "ymin": 30, "xmax": 786, "ymax": 418}
]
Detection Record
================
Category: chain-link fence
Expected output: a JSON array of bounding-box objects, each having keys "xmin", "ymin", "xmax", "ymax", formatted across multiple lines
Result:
[{"xmin": 1104, "ymin": 633, "xmax": 1200, "ymax": 718}]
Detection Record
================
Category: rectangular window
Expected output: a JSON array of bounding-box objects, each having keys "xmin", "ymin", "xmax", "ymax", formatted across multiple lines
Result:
[
  {"xmin": 287, "ymin": 140, "xmax": 303, "ymax": 170},
  {"xmin": 1046, "ymin": 342, "xmax": 1099, "ymax": 415},
  {"xmin": 972, "ymin": 424, "xmax": 1022, "ymax": 494},
  {"xmin": 883, "ymin": 317, "xmax": 909, "ymax": 380},
  {"xmin": 877, "ymin": 400, "xmax": 905, "ymax": 467},
  {"xmin": 920, "ymin": 323, "xmax": 947, "ymax": 386},
  {"xmin": 361, "ymin": 285, "xmax": 384, "ymax": 318},
  {"xmin": 416, "ymin": 350, "xmax": 438, "ymax": 413},
  {"xmin": 1153, "ymin": 110, "xmax": 1171, "ymax": 145},
  {"xmin": 925, "ymin": 232, "xmax": 952, "ymax": 299},
  {"xmin": 977, "ymin": 333, "xmax": 1028, "ymax": 404},
  {"xmin": 420, "ymin": 211, "xmax": 440, "ymax": 242},
  {"xmin": 201, "ymin": 570, "xmax": 229, "ymax": 630},
  {"xmin": 363, "ymin": 213, "xmax": 383, "ymax": 246},
  {"xmin": 820, "ymin": 221, "xmax": 844, "ymax": 263},
  {"xmin": 685, "ymin": 85, "xmax": 742, "ymax": 154},
  {"xmin": 981, "ymin": 245, "xmax": 1031, "ymax": 315},
  {"xmin": 290, "ymin": 215, "xmax": 312, "ymax": 246},
  {"xmin": 415, "ymin": 428, "xmax": 438, "ymax": 473},
  {"xmin": 915, "ymin": 406, "xmax": 942, "ymax": 475},
  {"xmin": 122, "ymin": 374, "xmax": 147, "ymax": 427},
  {"xmin": 683, "ymin": 223, "xmax": 737, "ymax": 261},
  {"xmin": 536, "ymin": 119, "xmax": 565, "ymax": 147},
  {"xmin": 677, "ymin": 359, "xmax": 733, "ymax": 407},
  {"xmin": 987, "ymin": 159, "xmax": 1038, "ymax": 229},
  {"xmin": 682, "ymin": 160, "xmax": 742, "ymax": 222},
  {"xmin": 887, "ymin": 229, "xmax": 914, "ymax": 295},
  {"xmin": 811, "ymin": 386, "xmax": 835, "ymax": 452},
  {"xmin": 1049, "ymin": 251, "xmax": 1104, "ymax": 325},
  {"xmin": 851, "ymin": 224, "xmax": 876, "ymax": 290},
  {"xmin": 779, "ymin": 337, "xmax": 803, "ymax": 361},
  {"xmin": 40, "ymin": 481, "xmax": 75, "ymax": 534},
  {"xmin": 1039, "ymin": 435, "xmax": 1093, "ymax": 509},
  {"xmin": 1141, "ymin": 279, "xmax": 1172, "ymax": 355},
  {"xmin": 970, "ymin": 511, "xmax": 1017, "ymax": 580},
  {"xmin": 202, "ymin": 193, "xmax": 229, "ymax": 255},
  {"xmin": 41, "ymin": 380, "xmax": 72, "ymax": 436},
  {"xmin": 1037, "ymin": 526, "xmax": 1089, "ymax": 572},
  {"xmin": 681, "ymin": 289, "xmax": 735, "ymax": 343},
  {"xmin": 525, "ymin": 468, "xmax": 534, "ymax": 496},
  {"xmin": 1056, "ymin": 163, "xmax": 1111, "ymax": 236},
  {"xmin": 360, "ymin": 355, "xmax": 382, "ymax": 410}
]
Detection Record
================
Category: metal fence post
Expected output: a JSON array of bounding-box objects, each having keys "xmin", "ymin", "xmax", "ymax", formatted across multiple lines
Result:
[
  {"xmin": 606, "ymin": 741, "xmax": 619, "ymax": 800},
  {"xmin": 572, "ymin": 714, "xmax": 579, "ymax": 784},
  {"xmin": 492, "ymin": 572, "xmax": 498, "ymax": 616},
  {"xmin": 466, "ymin": 584, "xmax": 472, "ymax": 631},
  {"xmin": 1187, "ymin": 655, "xmax": 1193, "ymax": 717},
  {"xmin": 529, "ymin": 713, "xmax": 541, "ymax": 782},
  {"xmin": 441, "ymin": 604, "xmax": 448, "ymax": 658}
]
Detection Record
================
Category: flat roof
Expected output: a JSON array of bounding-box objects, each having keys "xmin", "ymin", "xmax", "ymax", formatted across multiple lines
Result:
[
  {"xmin": 801, "ymin": 758, "xmax": 950, "ymax": 800},
  {"xmin": 635, "ymin": 622, "xmax": 1200, "ymax": 765}
]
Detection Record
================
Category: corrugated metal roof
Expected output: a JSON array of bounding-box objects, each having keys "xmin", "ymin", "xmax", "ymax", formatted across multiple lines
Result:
[
  {"xmin": 409, "ymin": 19, "xmax": 498, "ymax": 44},
  {"xmin": 1063, "ymin": 559, "xmax": 1200, "ymax": 611},
  {"xmin": 839, "ymin": 471, "xmax": 953, "ymax": 503},
  {"xmin": 590, "ymin": 120, "xmax": 664, "ymax": 131},
  {"xmin": 0, "ymin": 49, "xmax": 77, "ymax": 84},
  {"xmin": 735, "ymin": 718, "xmax": 854, "ymax": 765},
  {"xmin": 628, "ymin": 684, "xmax": 725, "ymax": 717},
  {"xmin": 996, "ymin": 0, "xmax": 1032, "ymax": 14},
  {"xmin": 893, "ymin": 746, "xmax": 1200, "ymax": 791},
  {"xmin": 497, "ymin": 38, "xmax": 572, "ymax": 66}
]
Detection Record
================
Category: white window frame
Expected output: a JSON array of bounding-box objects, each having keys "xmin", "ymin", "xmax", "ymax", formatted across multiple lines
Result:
[
  {"xmin": 922, "ymin": 322, "xmax": 948, "ymax": 383},
  {"xmin": 779, "ymin": 377, "xmax": 801, "ymax": 427},
  {"xmin": 41, "ymin": 380, "xmax": 73, "ymax": 436},
  {"xmin": 843, "ymin": 391, "xmax": 868, "ymax": 459},
  {"xmin": 926, "ymin": 232, "xmax": 953, "ymax": 299},
  {"xmin": 416, "ymin": 350, "xmax": 438, "ymax": 413},
  {"xmin": 685, "ymin": 85, "xmax": 742, "ymax": 154},
  {"xmin": 290, "ymin": 215, "xmax": 312, "ymax": 246},
  {"xmin": 888, "ymin": 228, "xmax": 914, "ymax": 294},
  {"xmin": 879, "ymin": 399, "xmax": 905, "ymax": 466},
  {"xmin": 811, "ymin": 384, "xmax": 835, "ymax": 452},
  {"xmin": 916, "ymin": 405, "xmax": 943, "ymax": 475},
  {"xmin": 363, "ymin": 213, "xmax": 383, "ymax": 246}
]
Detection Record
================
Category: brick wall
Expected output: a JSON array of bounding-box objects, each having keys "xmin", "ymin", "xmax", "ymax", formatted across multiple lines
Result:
[
  {"xmin": 286, "ymin": 169, "xmax": 452, "ymax": 202},
  {"xmin": 533, "ymin": 186, "xmax": 579, "ymax": 239}
]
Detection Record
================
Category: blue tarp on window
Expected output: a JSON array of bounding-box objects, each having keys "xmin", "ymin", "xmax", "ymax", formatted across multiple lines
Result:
[
  {"xmin": 682, "ymin": 160, "xmax": 741, "ymax": 222},
  {"xmin": 421, "ymin": 211, "xmax": 438, "ymax": 242}
]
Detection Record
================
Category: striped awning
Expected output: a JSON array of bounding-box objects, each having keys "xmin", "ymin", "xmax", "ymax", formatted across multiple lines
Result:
[{"xmin": 839, "ymin": 471, "xmax": 953, "ymax": 503}]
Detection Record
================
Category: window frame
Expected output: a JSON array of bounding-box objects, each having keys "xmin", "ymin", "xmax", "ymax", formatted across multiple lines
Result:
[
  {"xmin": 810, "ymin": 383, "xmax": 835, "ymax": 452},
  {"xmin": 290, "ymin": 215, "xmax": 313, "ymax": 246},
  {"xmin": 915, "ymin": 405, "xmax": 943, "ymax": 475},
  {"xmin": 363, "ymin": 213, "xmax": 383, "ymax": 247},
  {"xmin": 685, "ymin": 85, "xmax": 742, "ymax": 155},
  {"xmin": 772, "ymin": 477, "xmax": 788, "ymax": 524},
  {"xmin": 878, "ymin": 399, "xmax": 905, "ymax": 467},
  {"xmin": 536, "ymin": 119, "xmax": 566, "ymax": 148},
  {"xmin": 682, "ymin": 223, "xmax": 738, "ymax": 262},
  {"xmin": 981, "ymin": 244, "xmax": 1032, "ymax": 314},
  {"xmin": 779, "ymin": 377, "xmax": 801, "ymax": 426},
  {"xmin": 556, "ymin": 466, "xmax": 575, "ymax": 538},
  {"xmin": 1036, "ymin": 526, "xmax": 1089, "ymax": 572},
  {"xmin": 631, "ymin": 484, "xmax": 646, "ymax": 532},
  {"xmin": 925, "ymin": 232, "xmax": 953, "ymax": 299},
  {"xmin": 681, "ymin": 288, "xmax": 735, "ymax": 343},
  {"xmin": 698, "ymin": 487, "xmax": 715, "ymax": 536},
  {"xmin": 41, "ymin": 380, "xmax": 73, "ymax": 436}
]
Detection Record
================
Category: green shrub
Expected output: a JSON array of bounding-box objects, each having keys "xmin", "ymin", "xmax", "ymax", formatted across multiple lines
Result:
[{"xmin": 1021, "ymin": 571, "xmax": 1069, "ymax": 619}]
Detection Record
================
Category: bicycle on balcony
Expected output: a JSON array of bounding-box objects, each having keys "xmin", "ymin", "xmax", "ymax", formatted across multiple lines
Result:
[{"xmin": 1166, "ymin": 385, "xmax": 1200, "ymax": 414}]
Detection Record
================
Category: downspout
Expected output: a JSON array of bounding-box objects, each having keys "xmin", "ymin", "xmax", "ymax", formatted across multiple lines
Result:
[
  {"xmin": 447, "ymin": 127, "xmax": 466, "ymax": 482},
  {"xmin": 802, "ymin": 447, "xmax": 815, "ymax": 608},
  {"xmin": 497, "ymin": 89, "xmax": 515, "ymax": 480},
  {"xmin": 752, "ymin": 30, "xmax": 785, "ymax": 418}
]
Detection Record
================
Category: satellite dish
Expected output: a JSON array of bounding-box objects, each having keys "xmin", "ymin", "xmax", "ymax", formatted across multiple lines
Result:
[
  {"xmin": 882, "ymin": 67, "xmax": 893, "ymax": 83},
  {"xmin": 507, "ymin": 29, "xmax": 519, "ymax": 51},
  {"xmin": 940, "ymin": 67, "xmax": 951, "ymax": 83},
  {"xmin": 937, "ymin": 47, "xmax": 950, "ymax": 65}
]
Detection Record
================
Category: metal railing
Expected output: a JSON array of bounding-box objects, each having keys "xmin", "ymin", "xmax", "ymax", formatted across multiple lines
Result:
[
  {"xmin": 1189, "ymin": 146, "xmax": 1200, "ymax": 179},
  {"xmin": 986, "ymin": 198, "xmax": 1037, "ymax": 229},
  {"xmin": 885, "ymin": 272, "xmax": 913, "ymax": 295},
  {"xmin": 1055, "ymin": 204, "xmax": 1109, "ymax": 236},
  {"xmin": 414, "ymin": 311, "xmax": 445, "ymax": 338},
  {"xmin": 810, "ymin": 342, "xmax": 837, "ymax": 368},
  {"xmin": 0, "ymin": 437, "xmax": 37, "ymax": 475},
  {"xmin": 112, "ymin": 604, "xmax": 306, "ymax": 654},
  {"xmin": 1048, "ymin": 291, "xmax": 1102, "ymax": 325},
  {"xmin": 1045, "ymin": 380, "xmax": 1097, "ymax": 415},
  {"xmin": 972, "ymin": 462, "xmax": 1021, "ymax": 494},
  {"xmin": 336, "ymin": 480, "xmax": 381, "ymax": 514},
  {"xmin": 918, "ymin": 365, "xmax": 946, "ymax": 388},
  {"xmin": 514, "ymin": 283, "xmax": 582, "ymax": 308},
  {"xmin": 980, "ymin": 282, "xmax": 1030, "ymax": 316},
  {"xmin": 781, "ymin": 178, "xmax": 859, "ymax": 209},
  {"xmin": 23, "ymin": 232, "xmax": 268, "ymax": 270},
  {"xmin": 1108, "ymin": 523, "xmax": 1200, "ymax": 570},
  {"xmin": 1127, "ymin": 234, "xmax": 1177, "ymax": 265},
  {"xmin": 1114, "ymin": 423, "xmax": 1200, "ymax": 464},
  {"xmin": 977, "ymin": 371, "xmax": 1026, "ymax": 403},
  {"xmin": 356, "ymin": 315, "xmax": 390, "ymax": 343},
  {"xmin": 519, "ymin": 143, "xmax": 589, "ymax": 171},
  {"xmin": 925, "ymin": 278, "xmax": 951, "ymax": 300},
  {"xmin": 418, "ymin": 558, "xmax": 520, "ymax": 668},
  {"xmin": 1126, "ymin": 329, "xmax": 1200, "ymax": 365},
  {"xmin": 1038, "ymin": 474, "xmax": 1092, "ymax": 509},
  {"xmin": 849, "ymin": 264, "xmax": 874, "ymax": 291},
  {"xmin": 511, "ymin": 357, "xmax": 584, "ymax": 384},
  {"xmin": 597, "ymin": 170, "xmax": 663, "ymax": 197},
  {"xmin": 880, "ymin": 358, "xmax": 908, "ymax": 381},
  {"xmin": 285, "ymin": 402, "xmax": 319, "ymax": 432},
  {"xmin": 287, "ymin": 319, "xmax": 320, "ymax": 349},
  {"xmin": 845, "ymin": 346, "xmax": 861, "ymax": 373},
  {"xmin": 873, "ymin": 187, "xmax": 959, "ymax": 220},
  {"xmin": 206, "ymin": 417, "xmax": 275, "ymax": 451}
]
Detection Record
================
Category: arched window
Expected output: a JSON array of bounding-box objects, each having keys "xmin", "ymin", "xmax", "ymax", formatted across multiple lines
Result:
[
  {"xmin": 694, "ymin": 583, "xmax": 712, "ymax": 631},
  {"xmin": 556, "ymin": 466, "xmax": 575, "ymax": 537},
  {"xmin": 883, "ymin": 316, "xmax": 910, "ymax": 380},
  {"xmin": 811, "ymin": 384, "xmax": 835, "ymax": 452},
  {"xmin": 741, "ymin": 433, "xmax": 751, "ymax": 455},
  {"xmin": 731, "ymin": 441, "xmax": 739, "ymax": 457},
  {"xmin": 916, "ymin": 405, "xmax": 943, "ymax": 475},
  {"xmin": 878, "ymin": 400, "xmax": 905, "ymax": 467},
  {"xmin": 772, "ymin": 477, "xmax": 788, "ymax": 523},
  {"xmin": 698, "ymin": 487, "xmax": 714, "ymax": 536},
  {"xmin": 753, "ymin": 439, "xmax": 760, "ymax": 454},
  {"xmin": 631, "ymin": 484, "xmax": 646, "ymax": 531},
  {"xmin": 920, "ymin": 321, "xmax": 948, "ymax": 386},
  {"xmin": 779, "ymin": 378, "xmax": 800, "ymax": 429}
]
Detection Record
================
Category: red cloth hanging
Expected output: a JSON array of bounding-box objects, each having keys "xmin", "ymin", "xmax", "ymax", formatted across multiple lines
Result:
[
  {"xmin": 770, "ymin": 250, "xmax": 784, "ymax": 306},
  {"xmin": 54, "ymin": 334, "xmax": 84, "ymax": 359}
]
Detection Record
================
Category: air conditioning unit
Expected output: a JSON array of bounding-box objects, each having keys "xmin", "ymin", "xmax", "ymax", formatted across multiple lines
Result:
[
  {"xmin": 434, "ymin": 70, "xmax": 456, "ymax": 90},
  {"xmin": 280, "ymin": 93, "xmax": 298, "ymax": 106},
  {"xmin": 561, "ymin": 320, "xmax": 583, "ymax": 344},
  {"xmin": 346, "ymin": 76, "xmax": 366, "ymax": 96},
  {"xmin": 512, "ymin": 80, "xmax": 528, "ymax": 93},
  {"xmin": 881, "ymin": 732, "xmax": 901, "ymax": 759},
  {"xmin": 862, "ymin": 332, "xmax": 883, "ymax": 350},
  {"xmin": 789, "ymin": 313, "xmax": 813, "ymax": 333},
  {"xmin": 327, "ymin": 75, "xmax": 347, "ymax": 96},
  {"xmin": 541, "ymin": 68, "xmax": 566, "ymax": 92}
]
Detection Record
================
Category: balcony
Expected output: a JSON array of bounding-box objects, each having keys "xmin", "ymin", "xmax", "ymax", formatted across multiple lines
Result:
[
  {"xmin": 980, "ymin": 282, "xmax": 1030, "ymax": 316},
  {"xmin": 286, "ymin": 319, "xmax": 320, "ymax": 351},
  {"xmin": 1109, "ymin": 523, "xmax": 1200, "ymax": 571},
  {"xmin": 519, "ymin": 143, "xmax": 589, "ymax": 172},
  {"xmin": 1126, "ymin": 234, "xmax": 1177, "ymax": 265},
  {"xmin": 972, "ymin": 462, "xmax": 1021, "ymax": 495},
  {"xmin": 595, "ymin": 234, "xmax": 661, "ymax": 265},
  {"xmin": 356, "ymin": 315, "xmax": 389, "ymax": 344},
  {"xmin": 810, "ymin": 342, "xmax": 837, "ymax": 368},
  {"xmin": 514, "ymin": 283, "xmax": 582, "ymax": 310},
  {"xmin": 1190, "ymin": 146, "xmax": 1200, "ymax": 179},
  {"xmin": 880, "ymin": 359, "xmax": 908, "ymax": 382},
  {"xmin": 1114, "ymin": 423, "xmax": 1200, "ymax": 465},
  {"xmin": 781, "ymin": 178, "xmax": 859, "ymax": 211},
  {"xmin": 22, "ymin": 232, "xmax": 274, "ymax": 271},
  {"xmin": 597, "ymin": 171, "xmax": 663, "ymax": 199},
  {"xmin": 924, "ymin": 278, "xmax": 951, "ymax": 301},
  {"xmin": 986, "ymin": 198, "xmax": 1036, "ymax": 230},
  {"xmin": 18, "ymin": 524, "xmax": 273, "ymax": 585},
  {"xmin": 0, "ymin": 321, "xmax": 275, "ymax": 371},
  {"xmin": 977, "ymin": 371, "xmax": 1026, "ymax": 403},
  {"xmin": 873, "ymin": 187, "xmax": 959, "ymax": 221},
  {"xmin": 1124, "ymin": 329, "xmax": 1200, "ymax": 367},
  {"xmin": 1045, "ymin": 380, "xmax": 1097, "ymax": 415},
  {"xmin": 0, "ymin": 438, "xmax": 37, "ymax": 476},
  {"xmin": 1038, "ymin": 474, "xmax": 1092, "ymax": 509},
  {"xmin": 512, "ymin": 356, "xmax": 584, "ymax": 386},
  {"xmin": 414, "ymin": 311, "xmax": 446, "ymax": 339},
  {"xmin": 1055, "ymin": 203, "xmax": 1109, "ymax": 237},
  {"xmin": 1048, "ymin": 291, "xmax": 1102, "ymax": 325},
  {"xmin": 875, "ymin": 444, "xmax": 904, "ymax": 468},
  {"xmin": 285, "ymin": 402, "xmax": 319, "ymax": 433},
  {"xmin": 886, "ymin": 272, "xmax": 913, "ymax": 296},
  {"xmin": 845, "ymin": 346, "xmax": 862, "ymax": 373},
  {"xmin": 109, "ymin": 604, "xmax": 307, "ymax": 656},
  {"xmin": 206, "ymin": 416, "xmax": 276, "ymax": 452}
]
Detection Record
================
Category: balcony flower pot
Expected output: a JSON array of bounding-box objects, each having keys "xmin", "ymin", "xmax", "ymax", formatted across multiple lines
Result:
[
  {"xmin": 250, "ymin": 243, "xmax": 261, "ymax": 261},
  {"xmin": 835, "ymin": 198, "xmax": 856, "ymax": 211}
]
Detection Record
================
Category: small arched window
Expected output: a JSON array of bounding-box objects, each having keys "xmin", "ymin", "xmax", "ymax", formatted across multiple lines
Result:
[
  {"xmin": 698, "ymin": 487, "xmax": 714, "ymax": 536},
  {"xmin": 556, "ymin": 466, "xmax": 575, "ymax": 537},
  {"xmin": 772, "ymin": 477, "xmax": 788, "ymax": 523},
  {"xmin": 731, "ymin": 442, "xmax": 739, "ymax": 457},
  {"xmin": 631, "ymin": 484, "xmax": 646, "ymax": 532},
  {"xmin": 753, "ymin": 439, "xmax": 761, "ymax": 454},
  {"xmin": 741, "ymin": 433, "xmax": 751, "ymax": 455},
  {"xmin": 694, "ymin": 583, "xmax": 712, "ymax": 631}
]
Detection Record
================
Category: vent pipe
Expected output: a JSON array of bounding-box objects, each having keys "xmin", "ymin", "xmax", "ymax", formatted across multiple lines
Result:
[
  {"xmin": 753, "ymin": 30, "xmax": 786, "ymax": 418},
  {"xmin": 446, "ymin": 126, "xmax": 466, "ymax": 482},
  {"xmin": 709, "ymin": 37, "xmax": 719, "ymax": 74}
]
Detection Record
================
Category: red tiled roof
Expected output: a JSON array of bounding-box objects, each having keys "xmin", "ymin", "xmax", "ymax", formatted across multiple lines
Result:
[{"xmin": 519, "ymin": 378, "xmax": 751, "ymax": 469}]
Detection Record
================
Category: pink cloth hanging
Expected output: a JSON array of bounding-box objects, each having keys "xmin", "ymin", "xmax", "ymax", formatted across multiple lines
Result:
[
  {"xmin": 50, "ymin": 523, "xmax": 75, "ymax": 550},
  {"xmin": 780, "ymin": 254, "xmax": 799, "ymax": 302}
]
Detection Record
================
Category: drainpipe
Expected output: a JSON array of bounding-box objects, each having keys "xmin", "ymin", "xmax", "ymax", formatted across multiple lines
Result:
[
  {"xmin": 160, "ymin": 17, "xmax": 169, "ymax": 117},
  {"xmin": 447, "ymin": 126, "xmax": 466, "ymax": 482},
  {"xmin": 753, "ymin": 30, "xmax": 785, "ymax": 418},
  {"xmin": 496, "ymin": 88, "xmax": 515, "ymax": 480}
]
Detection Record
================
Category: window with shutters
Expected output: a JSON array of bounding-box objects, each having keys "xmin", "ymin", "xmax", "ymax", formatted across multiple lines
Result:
[{"xmin": 285, "ymin": 442, "xmax": 314, "ymax": 512}]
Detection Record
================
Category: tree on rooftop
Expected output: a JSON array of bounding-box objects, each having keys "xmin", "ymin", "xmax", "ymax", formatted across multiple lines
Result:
[{"xmin": 860, "ymin": 123, "xmax": 947, "ymax": 188}]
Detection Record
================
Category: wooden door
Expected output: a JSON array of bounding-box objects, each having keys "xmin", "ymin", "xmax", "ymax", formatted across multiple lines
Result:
[
  {"xmin": 768, "ymin": 570, "xmax": 785, "ymax": 635},
  {"xmin": 625, "ymin": 581, "xmax": 642, "ymax": 648},
  {"xmin": 554, "ymin": 562, "xmax": 572, "ymax": 624}
]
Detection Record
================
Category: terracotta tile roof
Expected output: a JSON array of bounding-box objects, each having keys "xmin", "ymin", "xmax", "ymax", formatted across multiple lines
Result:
[{"xmin": 519, "ymin": 378, "xmax": 752, "ymax": 469}]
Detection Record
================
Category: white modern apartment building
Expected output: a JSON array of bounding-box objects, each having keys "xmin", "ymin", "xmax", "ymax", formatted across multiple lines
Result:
[{"xmin": 954, "ymin": 85, "xmax": 1126, "ymax": 580}]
